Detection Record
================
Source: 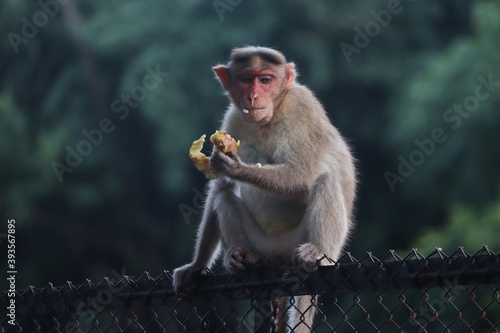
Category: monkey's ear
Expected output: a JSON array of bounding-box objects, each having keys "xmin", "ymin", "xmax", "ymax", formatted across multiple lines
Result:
[
  {"xmin": 284, "ymin": 63, "xmax": 296, "ymax": 89},
  {"xmin": 213, "ymin": 65, "xmax": 230, "ymax": 91}
]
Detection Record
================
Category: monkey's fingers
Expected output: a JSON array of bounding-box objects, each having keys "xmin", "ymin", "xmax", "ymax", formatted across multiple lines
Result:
[
  {"xmin": 173, "ymin": 267, "xmax": 202, "ymax": 300},
  {"xmin": 225, "ymin": 151, "xmax": 241, "ymax": 162},
  {"xmin": 175, "ymin": 285, "xmax": 195, "ymax": 300},
  {"xmin": 210, "ymin": 150, "xmax": 232, "ymax": 174},
  {"xmin": 227, "ymin": 248, "xmax": 261, "ymax": 275},
  {"xmin": 227, "ymin": 251, "xmax": 248, "ymax": 275}
]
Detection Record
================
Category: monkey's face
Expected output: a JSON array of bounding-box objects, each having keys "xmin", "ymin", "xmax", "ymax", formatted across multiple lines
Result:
[
  {"xmin": 230, "ymin": 68, "xmax": 286, "ymax": 126},
  {"xmin": 213, "ymin": 57, "xmax": 295, "ymax": 126}
]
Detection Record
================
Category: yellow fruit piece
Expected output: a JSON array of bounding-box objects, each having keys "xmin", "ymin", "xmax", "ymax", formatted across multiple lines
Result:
[
  {"xmin": 210, "ymin": 130, "xmax": 240, "ymax": 154},
  {"xmin": 189, "ymin": 135, "xmax": 218, "ymax": 180},
  {"xmin": 189, "ymin": 131, "xmax": 240, "ymax": 180}
]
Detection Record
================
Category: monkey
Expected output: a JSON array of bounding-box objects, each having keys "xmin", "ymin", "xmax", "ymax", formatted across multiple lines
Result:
[{"xmin": 173, "ymin": 46, "xmax": 356, "ymax": 332}]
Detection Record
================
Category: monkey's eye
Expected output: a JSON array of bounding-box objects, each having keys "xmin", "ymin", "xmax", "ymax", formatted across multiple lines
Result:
[{"xmin": 259, "ymin": 76, "xmax": 272, "ymax": 84}]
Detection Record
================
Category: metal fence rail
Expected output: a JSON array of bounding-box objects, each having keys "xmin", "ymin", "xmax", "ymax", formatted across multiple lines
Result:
[{"xmin": 2, "ymin": 246, "xmax": 499, "ymax": 332}]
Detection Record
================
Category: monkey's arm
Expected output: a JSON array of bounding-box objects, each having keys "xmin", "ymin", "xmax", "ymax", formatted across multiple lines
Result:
[
  {"xmin": 191, "ymin": 209, "xmax": 221, "ymax": 267},
  {"xmin": 210, "ymin": 150, "xmax": 312, "ymax": 200},
  {"xmin": 173, "ymin": 193, "xmax": 221, "ymax": 294}
]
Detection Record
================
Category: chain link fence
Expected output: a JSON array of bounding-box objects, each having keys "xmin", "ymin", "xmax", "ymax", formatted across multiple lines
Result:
[{"xmin": 2, "ymin": 246, "xmax": 499, "ymax": 332}]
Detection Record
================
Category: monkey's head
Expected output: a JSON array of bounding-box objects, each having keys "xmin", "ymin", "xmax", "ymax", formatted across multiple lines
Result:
[{"xmin": 213, "ymin": 46, "xmax": 296, "ymax": 126}]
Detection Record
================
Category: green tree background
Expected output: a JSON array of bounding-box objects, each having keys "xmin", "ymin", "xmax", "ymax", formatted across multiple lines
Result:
[{"xmin": 0, "ymin": 0, "xmax": 498, "ymax": 289}]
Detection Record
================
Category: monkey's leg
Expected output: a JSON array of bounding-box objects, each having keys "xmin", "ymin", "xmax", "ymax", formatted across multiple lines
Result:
[
  {"xmin": 294, "ymin": 172, "xmax": 350, "ymax": 266},
  {"xmin": 212, "ymin": 178, "xmax": 262, "ymax": 274},
  {"xmin": 289, "ymin": 173, "xmax": 350, "ymax": 332},
  {"xmin": 173, "ymin": 179, "xmax": 258, "ymax": 295},
  {"xmin": 172, "ymin": 183, "xmax": 223, "ymax": 296}
]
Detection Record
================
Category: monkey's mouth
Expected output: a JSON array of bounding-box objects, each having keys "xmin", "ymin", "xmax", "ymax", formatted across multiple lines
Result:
[
  {"xmin": 242, "ymin": 107, "xmax": 265, "ymax": 114},
  {"xmin": 240, "ymin": 107, "xmax": 272, "ymax": 125}
]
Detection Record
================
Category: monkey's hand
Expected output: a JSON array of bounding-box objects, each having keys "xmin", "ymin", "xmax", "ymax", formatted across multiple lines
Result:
[
  {"xmin": 210, "ymin": 150, "xmax": 243, "ymax": 177},
  {"xmin": 292, "ymin": 243, "xmax": 322, "ymax": 270},
  {"xmin": 172, "ymin": 264, "xmax": 206, "ymax": 299}
]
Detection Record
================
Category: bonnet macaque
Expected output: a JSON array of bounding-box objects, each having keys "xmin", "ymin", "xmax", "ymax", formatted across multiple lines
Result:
[{"xmin": 174, "ymin": 46, "xmax": 356, "ymax": 332}]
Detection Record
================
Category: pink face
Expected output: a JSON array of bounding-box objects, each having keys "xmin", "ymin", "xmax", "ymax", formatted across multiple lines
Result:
[
  {"xmin": 214, "ymin": 61, "xmax": 295, "ymax": 126},
  {"xmin": 231, "ymin": 68, "xmax": 283, "ymax": 126}
]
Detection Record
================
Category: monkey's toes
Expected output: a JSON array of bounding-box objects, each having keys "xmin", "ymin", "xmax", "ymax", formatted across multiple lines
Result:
[
  {"xmin": 227, "ymin": 248, "xmax": 260, "ymax": 274},
  {"xmin": 292, "ymin": 243, "xmax": 322, "ymax": 269}
]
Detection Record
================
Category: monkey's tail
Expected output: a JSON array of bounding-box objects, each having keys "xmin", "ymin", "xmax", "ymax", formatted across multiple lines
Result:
[{"xmin": 287, "ymin": 295, "xmax": 316, "ymax": 333}]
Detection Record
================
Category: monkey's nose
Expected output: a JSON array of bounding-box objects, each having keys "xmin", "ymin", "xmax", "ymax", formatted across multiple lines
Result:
[{"xmin": 248, "ymin": 95, "xmax": 258, "ymax": 107}]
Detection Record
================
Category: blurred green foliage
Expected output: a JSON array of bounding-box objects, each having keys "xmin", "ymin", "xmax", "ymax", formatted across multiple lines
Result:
[
  {"xmin": 0, "ymin": 0, "xmax": 498, "ymax": 288},
  {"xmin": 415, "ymin": 196, "xmax": 500, "ymax": 254}
]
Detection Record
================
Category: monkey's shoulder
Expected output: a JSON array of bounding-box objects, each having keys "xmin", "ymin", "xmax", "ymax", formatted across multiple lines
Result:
[{"xmin": 288, "ymin": 84, "xmax": 326, "ymax": 113}]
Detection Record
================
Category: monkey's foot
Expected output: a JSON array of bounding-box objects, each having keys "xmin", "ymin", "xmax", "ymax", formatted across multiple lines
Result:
[
  {"xmin": 292, "ymin": 243, "xmax": 322, "ymax": 269},
  {"xmin": 226, "ymin": 247, "xmax": 261, "ymax": 275}
]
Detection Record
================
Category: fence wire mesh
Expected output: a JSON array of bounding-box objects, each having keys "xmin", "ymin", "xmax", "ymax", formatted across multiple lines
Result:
[{"xmin": 2, "ymin": 246, "xmax": 499, "ymax": 332}]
